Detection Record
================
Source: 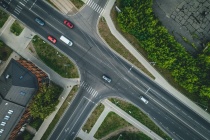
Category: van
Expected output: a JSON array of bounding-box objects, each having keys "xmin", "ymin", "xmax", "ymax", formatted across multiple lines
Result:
[
  {"xmin": 60, "ymin": 35, "xmax": 73, "ymax": 46},
  {"xmin": 139, "ymin": 96, "xmax": 148, "ymax": 104}
]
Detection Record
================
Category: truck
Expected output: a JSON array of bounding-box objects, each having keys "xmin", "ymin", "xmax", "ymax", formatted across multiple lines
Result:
[{"xmin": 60, "ymin": 35, "xmax": 73, "ymax": 46}]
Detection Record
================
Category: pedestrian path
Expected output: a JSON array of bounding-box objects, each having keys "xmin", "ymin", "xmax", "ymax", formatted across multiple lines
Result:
[
  {"xmin": 80, "ymin": 81, "xmax": 98, "ymax": 97},
  {"xmin": 86, "ymin": 0, "xmax": 104, "ymax": 14}
]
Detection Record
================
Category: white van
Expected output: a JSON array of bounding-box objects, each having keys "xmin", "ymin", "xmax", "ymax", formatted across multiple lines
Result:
[
  {"xmin": 139, "ymin": 96, "xmax": 149, "ymax": 104},
  {"xmin": 60, "ymin": 35, "xmax": 73, "ymax": 46}
]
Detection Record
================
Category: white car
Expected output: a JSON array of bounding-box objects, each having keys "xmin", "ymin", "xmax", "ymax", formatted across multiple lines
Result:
[
  {"xmin": 102, "ymin": 75, "xmax": 112, "ymax": 83},
  {"xmin": 139, "ymin": 96, "xmax": 149, "ymax": 104}
]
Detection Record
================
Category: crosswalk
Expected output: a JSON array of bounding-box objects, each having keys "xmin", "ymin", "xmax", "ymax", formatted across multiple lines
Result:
[
  {"xmin": 86, "ymin": 0, "xmax": 104, "ymax": 14},
  {"xmin": 80, "ymin": 81, "xmax": 98, "ymax": 97}
]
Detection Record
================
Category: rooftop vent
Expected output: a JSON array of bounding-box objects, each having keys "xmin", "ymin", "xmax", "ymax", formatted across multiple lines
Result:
[{"xmin": 6, "ymin": 74, "xmax": 10, "ymax": 79}]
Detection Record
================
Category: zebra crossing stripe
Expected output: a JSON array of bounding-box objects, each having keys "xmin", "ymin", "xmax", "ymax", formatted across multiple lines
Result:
[{"xmin": 86, "ymin": 0, "xmax": 91, "ymax": 5}]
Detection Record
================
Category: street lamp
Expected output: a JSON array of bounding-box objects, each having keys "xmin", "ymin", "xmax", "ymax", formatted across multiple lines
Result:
[{"xmin": 117, "ymin": 134, "xmax": 122, "ymax": 140}]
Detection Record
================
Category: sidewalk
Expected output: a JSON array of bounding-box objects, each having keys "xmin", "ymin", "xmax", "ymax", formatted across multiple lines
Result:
[{"xmin": 101, "ymin": 0, "xmax": 210, "ymax": 123}]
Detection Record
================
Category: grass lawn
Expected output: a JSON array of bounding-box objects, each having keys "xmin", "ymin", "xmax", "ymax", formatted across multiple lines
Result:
[
  {"xmin": 94, "ymin": 112, "xmax": 131, "ymax": 139},
  {"xmin": 110, "ymin": 98, "xmax": 171, "ymax": 140},
  {"xmin": 107, "ymin": 131, "xmax": 152, "ymax": 140},
  {"xmin": 98, "ymin": 17, "xmax": 154, "ymax": 79},
  {"xmin": 0, "ymin": 40, "xmax": 13, "ymax": 61},
  {"xmin": 70, "ymin": 0, "xmax": 84, "ymax": 9},
  {"xmin": 82, "ymin": 103, "xmax": 104, "ymax": 133},
  {"xmin": 10, "ymin": 20, "xmax": 24, "ymax": 36},
  {"xmin": 41, "ymin": 86, "xmax": 78, "ymax": 140},
  {"xmin": 0, "ymin": 10, "xmax": 9, "ymax": 28},
  {"xmin": 32, "ymin": 35, "xmax": 79, "ymax": 78}
]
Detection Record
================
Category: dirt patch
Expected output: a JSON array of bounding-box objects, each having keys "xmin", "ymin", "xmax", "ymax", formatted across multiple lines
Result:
[
  {"xmin": 100, "ymin": 126, "xmax": 139, "ymax": 140},
  {"xmin": 26, "ymin": 41, "xmax": 39, "ymax": 58}
]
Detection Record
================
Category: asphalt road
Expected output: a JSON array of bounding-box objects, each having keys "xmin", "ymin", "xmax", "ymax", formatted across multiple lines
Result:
[{"xmin": 2, "ymin": 0, "xmax": 210, "ymax": 140}]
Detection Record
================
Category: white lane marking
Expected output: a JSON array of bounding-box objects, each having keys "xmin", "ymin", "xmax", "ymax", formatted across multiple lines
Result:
[
  {"xmin": 147, "ymin": 95, "xmax": 209, "ymax": 140},
  {"xmin": 19, "ymin": 2, "xmax": 25, "ymax": 6},
  {"xmin": 56, "ymin": 97, "xmax": 93, "ymax": 140},
  {"xmin": 67, "ymin": 97, "xmax": 94, "ymax": 136},
  {"xmin": 14, "ymin": 10, "xmax": 20, "ymax": 15},
  {"xmin": 30, "ymin": 0, "xmax": 37, "ymax": 10}
]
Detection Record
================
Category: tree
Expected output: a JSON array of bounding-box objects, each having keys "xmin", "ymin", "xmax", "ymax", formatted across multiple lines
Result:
[{"xmin": 29, "ymin": 83, "xmax": 62, "ymax": 120}]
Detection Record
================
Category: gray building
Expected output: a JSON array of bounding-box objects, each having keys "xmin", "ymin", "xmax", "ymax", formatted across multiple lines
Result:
[{"xmin": 0, "ymin": 59, "xmax": 39, "ymax": 140}]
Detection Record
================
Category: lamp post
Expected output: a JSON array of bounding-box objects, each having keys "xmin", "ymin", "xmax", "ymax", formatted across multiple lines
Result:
[{"xmin": 117, "ymin": 134, "xmax": 122, "ymax": 140}]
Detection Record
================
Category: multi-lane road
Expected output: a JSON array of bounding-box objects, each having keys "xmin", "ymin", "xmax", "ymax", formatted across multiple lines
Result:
[{"xmin": 2, "ymin": 0, "xmax": 210, "ymax": 140}]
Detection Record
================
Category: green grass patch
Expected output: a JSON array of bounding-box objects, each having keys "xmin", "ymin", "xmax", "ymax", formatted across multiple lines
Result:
[
  {"xmin": 98, "ymin": 17, "xmax": 154, "ymax": 79},
  {"xmin": 10, "ymin": 20, "xmax": 24, "ymax": 36},
  {"xmin": 107, "ymin": 131, "xmax": 152, "ymax": 140},
  {"xmin": 110, "ymin": 98, "xmax": 171, "ymax": 140},
  {"xmin": 32, "ymin": 35, "xmax": 79, "ymax": 78},
  {"xmin": 82, "ymin": 103, "xmax": 104, "ymax": 133},
  {"xmin": 41, "ymin": 86, "xmax": 79, "ymax": 140},
  {"xmin": 70, "ymin": 0, "xmax": 84, "ymax": 9},
  {"xmin": 94, "ymin": 112, "xmax": 131, "ymax": 139},
  {"xmin": 0, "ymin": 9, "xmax": 9, "ymax": 28},
  {"xmin": 0, "ymin": 40, "xmax": 13, "ymax": 61},
  {"xmin": 29, "ymin": 117, "xmax": 44, "ymax": 130}
]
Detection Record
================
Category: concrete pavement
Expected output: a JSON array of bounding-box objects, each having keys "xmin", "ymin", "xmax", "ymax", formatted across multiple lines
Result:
[{"xmin": 101, "ymin": 0, "xmax": 210, "ymax": 123}]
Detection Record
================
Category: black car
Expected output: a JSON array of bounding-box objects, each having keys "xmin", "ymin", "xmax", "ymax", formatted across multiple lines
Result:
[{"xmin": 0, "ymin": 1, "xmax": 9, "ymax": 9}]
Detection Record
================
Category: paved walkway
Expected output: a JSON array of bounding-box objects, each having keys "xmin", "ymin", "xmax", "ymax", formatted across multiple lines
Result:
[
  {"xmin": 77, "ymin": 99, "xmax": 163, "ymax": 140},
  {"xmin": 50, "ymin": 0, "xmax": 78, "ymax": 15},
  {"xmin": 101, "ymin": 0, "xmax": 210, "ymax": 123}
]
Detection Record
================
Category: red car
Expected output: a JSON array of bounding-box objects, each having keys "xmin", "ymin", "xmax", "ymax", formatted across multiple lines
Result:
[
  {"xmin": 47, "ymin": 36, "xmax": 57, "ymax": 44},
  {"xmin": 64, "ymin": 20, "xmax": 74, "ymax": 28}
]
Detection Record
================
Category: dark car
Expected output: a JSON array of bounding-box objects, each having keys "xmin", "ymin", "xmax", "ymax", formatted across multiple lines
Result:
[
  {"xmin": 0, "ymin": 1, "xmax": 9, "ymax": 9},
  {"xmin": 47, "ymin": 36, "xmax": 57, "ymax": 44},
  {"xmin": 64, "ymin": 20, "xmax": 74, "ymax": 28},
  {"xmin": 35, "ymin": 18, "xmax": 45, "ymax": 26}
]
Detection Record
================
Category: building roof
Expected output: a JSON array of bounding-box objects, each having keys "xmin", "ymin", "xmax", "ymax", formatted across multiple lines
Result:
[
  {"xmin": 0, "ymin": 59, "xmax": 38, "ymax": 106},
  {"xmin": 0, "ymin": 99, "xmax": 25, "ymax": 139},
  {"xmin": 0, "ymin": 59, "xmax": 39, "ymax": 140}
]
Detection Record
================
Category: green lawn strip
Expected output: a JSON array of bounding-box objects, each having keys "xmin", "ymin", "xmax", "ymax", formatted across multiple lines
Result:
[
  {"xmin": 10, "ymin": 20, "xmax": 24, "ymax": 36},
  {"xmin": 70, "ymin": 0, "xmax": 84, "ymax": 9},
  {"xmin": 82, "ymin": 103, "xmax": 105, "ymax": 133},
  {"xmin": 41, "ymin": 86, "xmax": 78, "ymax": 140},
  {"xmin": 32, "ymin": 35, "xmax": 79, "ymax": 78},
  {"xmin": 107, "ymin": 131, "xmax": 152, "ymax": 140},
  {"xmin": 0, "ymin": 10, "xmax": 9, "ymax": 28},
  {"xmin": 98, "ymin": 17, "xmax": 154, "ymax": 79},
  {"xmin": 94, "ymin": 112, "xmax": 131, "ymax": 139},
  {"xmin": 110, "ymin": 98, "xmax": 171, "ymax": 140},
  {"xmin": 0, "ymin": 40, "xmax": 13, "ymax": 61}
]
